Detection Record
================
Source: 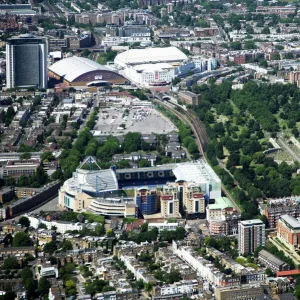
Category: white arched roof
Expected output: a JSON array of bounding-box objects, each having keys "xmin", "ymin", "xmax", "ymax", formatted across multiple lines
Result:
[
  {"xmin": 114, "ymin": 46, "xmax": 188, "ymax": 67},
  {"xmin": 48, "ymin": 56, "xmax": 110, "ymax": 82}
]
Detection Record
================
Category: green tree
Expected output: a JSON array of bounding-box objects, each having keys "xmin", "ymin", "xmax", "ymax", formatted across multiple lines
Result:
[
  {"xmin": 262, "ymin": 27, "xmax": 270, "ymax": 34},
  {"xmin": 123, "ymin": 132, "xmax": 141, "ymax": 153},
  {"xmin": 44, "ymin": 241, "xmax": 57, "ymax": 254},
  {"xmin": 12, "ymin": 232, "xmax": 32, "ymax": 247},
  {"xmin": 3, "ymin": 256, "xmax": 19, "ymax": 269},
  {"xmin": 38, "ymin": 223, "xmax": 48, "ymax": 229},
  {"xmin": 20, "ymin": 267, "xmax": 33, "ymax": 281},
  {"xmin": 60, "ymin": 239, "xmax": 73, "ymax": 251},
  {"xmin": 65, "ymin": 280, "xmax": 77, "ymax": 297},
  {"xmin": 38, "ymin": 277, "xmax": 51, "ymax": 296},
  {"xmin": 20, "ymin": 152, "xmax": 32, "ymax": 159},
  {"xmin": 139, "ymin": 159, "xmax": 150, "ymax": 168},
  {"xmin": 265, "ymin": 267, "xmax": 273, "ymax": 276},
  {"xmin": 40, "ymin": 151, "xmax": 55, "ymax": 163},
  {"xmin": 19, "ymin": 216, "xmax": 30, "ymax": 228}
]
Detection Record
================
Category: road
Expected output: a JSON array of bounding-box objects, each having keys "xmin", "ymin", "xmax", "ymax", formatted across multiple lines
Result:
[
  {"xmin": 278, "ymin": 137, "xmax": 300, "ymax": 163},
  {"xmin": 269, "ymin": 237, "xmax": 300, "ymax": 266}
]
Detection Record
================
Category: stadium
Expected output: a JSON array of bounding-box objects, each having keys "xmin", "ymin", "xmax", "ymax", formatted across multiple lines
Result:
[
  {"xmin": 114, "ymin": 46, "xmax": 188, "ymax": 68},
  {"xmin": 48, "ymin": 56, "xmax": 127, "ymax": 86},
  {"xmin": 58, "ymin": 157, "xmax": 222, "ymax": 219}
]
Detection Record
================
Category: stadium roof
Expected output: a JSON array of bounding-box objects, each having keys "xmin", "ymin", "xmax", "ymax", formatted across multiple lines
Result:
[
  {"xmin": 48, "ymin": 56, "xmax": 110, "ymax": 82},
  {"xmin": 64, "ymin": 168, "xmax": 119, "ymax": 196},
  {"xmin": 172, "ymin": 160, "xmax": 221, "ymax": 184},
  {"xmin": 114, "ymin": 46, "xmax": 188, "ymax": 67}
]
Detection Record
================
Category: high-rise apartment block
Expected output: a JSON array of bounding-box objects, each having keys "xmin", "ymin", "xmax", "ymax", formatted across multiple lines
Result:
[
  {"xmin": 6, "ymin": 34, "xmax": 47, "ymax": 89},
  {"xmin": 238, "ymin": 219, "xmax": 265, "ymax": 255}
]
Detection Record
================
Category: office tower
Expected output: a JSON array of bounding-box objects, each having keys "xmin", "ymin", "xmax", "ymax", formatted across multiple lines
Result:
[
  {"xmin": 6, "ymin": 34, "xmax": 47, "ymax": 89},
  {"xmin": 238, "ymin": 219, "xmax": 265, "ymax": 255}
]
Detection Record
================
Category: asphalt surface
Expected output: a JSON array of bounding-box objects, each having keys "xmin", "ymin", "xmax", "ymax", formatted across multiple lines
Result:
[
  {"xmin": 29, "ymin": 196, "xmax": 59, "ymax": 213},
  {"xmin": 0, "ymin": 196, "xmax": 59, "ymax": 224},
  {"xmin": 278, "ymin": 137, "xmax": 300, "ymax": 163}
]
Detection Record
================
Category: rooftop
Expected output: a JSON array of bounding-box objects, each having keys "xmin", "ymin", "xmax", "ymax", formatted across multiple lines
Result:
[
  {"xmin": 280, "ymin": 214, "xmax": 300, "ymax": 229},
  {"xmin": 240, "ymin": 219, "xmax": 264, "ymax": 226},
  {"xmin": 48, "ymin": 56, "xmax": 111, "ymax": 82},
  {"xmin": 258, "ymin": 249, "xmax": 285, "ymax": 266},
  {"xmin": 207, "ymin": 197, "xmax": 234, "ymax": 210},
  {"xmin": 114, "ymin": 46, "xmax": 188, "ymax": 66},
  {"xmin": 172, "ymin": 160, "xmax": 221, "ymax": 184}
]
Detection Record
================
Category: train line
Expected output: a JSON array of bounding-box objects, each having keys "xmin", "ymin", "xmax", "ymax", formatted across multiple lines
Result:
[{"xmin": 153, "ymin": 97, "xmax": 242, "ymax": 213}]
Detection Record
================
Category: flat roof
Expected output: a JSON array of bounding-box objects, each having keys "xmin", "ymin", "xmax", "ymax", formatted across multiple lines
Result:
[
  {"xmin": 240, "ymin": 219, "xmax": 264, "ymax": 226},
  {"xmin": 280, "ymin": 214, "xmax": 300, "ymax": 229},
  {"xmin": 207, "ymin": 197, "xmax": 234, "ymax": 210}
]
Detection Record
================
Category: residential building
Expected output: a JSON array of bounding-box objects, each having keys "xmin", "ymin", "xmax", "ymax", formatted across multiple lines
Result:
[
  {"xmin": 135, "ymin": 187, "xmax": 158, "ymax": 216},
  {"xmin": 214, "ymin": 284, "xmax": 264, "ymax": 300},
  {"xmin": 153, "ymin": 280, "xmax": 201, "ymax": 297},
  {"xmin": 26, "ymin": 214, "xmax": 86, "ymax": 234},
  {"xmin": 277, "ymin": 214, "xmax": 300, "ymax": 251},
  {"xmin": 207, "ymin": 197, "xmax": 240, "ymax": 235},
  {"xmin": 264, "ymin": 197, "xmax": 300, "ymax": 228},
  {"xmin": 258, "ymin": 249, "xmax": 289, "ymax": 273},
  {"xmin": 238, "ymin": 219, "xmax": 265, "ymax": 255},
  {"xmin": 178, "ymin": 91, "xmax": 201, "ymax": 106},
  {"xmin": 182, "ymin": 183, "xmax": 205, "ymax": 216},
  {"xmin": 6, "ymin": 34, "xmax": 47, "ymax": 89},
  {"xmin": 160, "ymin": 183, "xmax": 181, "ymax": 218},
  {"xmin": 0, "ymin": 159, "xmax": 41, "ymax": 178},
  {"xmin": 48, "ymin": 279, "xmax": 65, "ymax": 300},
  {"xmin": 0, "ymin": 187, "xmax": 15, "ymax": 203},
  {"xmin": 148, "ymin": 221, "xmax": 180, "ymax": 232}
]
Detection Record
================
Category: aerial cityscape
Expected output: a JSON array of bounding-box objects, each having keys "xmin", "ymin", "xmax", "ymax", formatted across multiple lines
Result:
[{"xmin": 1, "ymin": 0, "xmax": 300, "ymax": 299}]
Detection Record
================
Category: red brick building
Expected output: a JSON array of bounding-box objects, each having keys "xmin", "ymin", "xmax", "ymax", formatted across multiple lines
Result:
[{"xmin": 277, "ymin": 214, "xmax": 300, "ymax": 251}]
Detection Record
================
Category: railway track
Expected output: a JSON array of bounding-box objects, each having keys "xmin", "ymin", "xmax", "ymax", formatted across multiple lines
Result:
[{"xmin": 153, "ymin": 97, "xmax": 242, "ymax": 213}]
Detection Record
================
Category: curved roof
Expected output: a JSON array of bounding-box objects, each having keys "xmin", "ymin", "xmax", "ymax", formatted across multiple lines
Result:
[
  {"xmin": 114, "ymin": 46, "xmax": 188, "ymax": 67},
  {"xmin": 48, "ymin": 56, "xmax": 111, "ymax": 82},
  {"xmin": 63, "ymin": 168, "xmax": 119, "ymax": 196}
]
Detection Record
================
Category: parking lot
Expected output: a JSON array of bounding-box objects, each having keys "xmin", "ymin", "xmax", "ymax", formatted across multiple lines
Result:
[{"xmin": 95, "ymin": 107, "xmax": 177, "ymax": 135}]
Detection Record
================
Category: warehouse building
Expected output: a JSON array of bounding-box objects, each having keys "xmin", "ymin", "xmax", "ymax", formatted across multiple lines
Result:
[{"xmin": 48, "ymin": 56, "xmax": 126, "ymax": 86}]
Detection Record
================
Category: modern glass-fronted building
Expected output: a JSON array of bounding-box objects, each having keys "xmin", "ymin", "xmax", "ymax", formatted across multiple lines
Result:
[
  {"xmin": 135, "ymin": 187, "xmax": 158, "ymax": 216},
  {"xmin": 6, "ymin": 34, "xmax": 47, "ymax": 89}
]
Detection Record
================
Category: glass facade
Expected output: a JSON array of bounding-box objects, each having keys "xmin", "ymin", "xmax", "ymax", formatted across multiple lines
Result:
[
  {"xmin": 6, "ymin": 35, "xmax": 47, "ymax": 89},
  {"xmin": 136, "ymin": 192, "xmax": 157, "ymax": 216}
]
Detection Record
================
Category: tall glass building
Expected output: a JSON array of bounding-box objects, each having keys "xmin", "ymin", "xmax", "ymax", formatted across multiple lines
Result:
[{"xmin": 6, "ymin": 34, "xmax": 47, "ymax": 89}]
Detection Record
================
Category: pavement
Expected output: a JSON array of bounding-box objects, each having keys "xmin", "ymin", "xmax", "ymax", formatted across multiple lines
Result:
[
  {"xmin": 278, "ymin": 137, "xmax": 300, "ymax": 164},
  {"xmin": 29, "ymin": 196, "xmax": 59, "ymax": 213},
  {"xmin": 269, "ymin": 237, "xmax": 300, "ymax": 265},
  {"xmin": 95, "ymin": 107, "xmax": 177, "ymax": 135}
]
